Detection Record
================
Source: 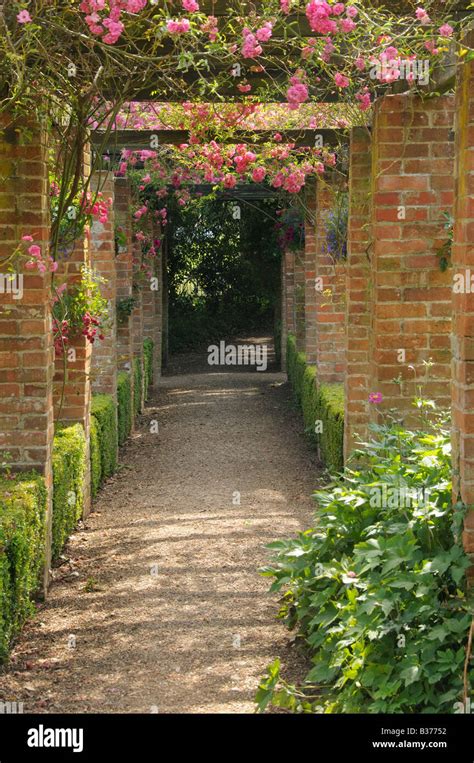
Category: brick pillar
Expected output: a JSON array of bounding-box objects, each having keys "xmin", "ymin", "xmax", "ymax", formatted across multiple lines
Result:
[
  {"xmin": 151, "ymin": 221, "xmax": 163, "ymax": 385},
  {"xmin": 141, "ymin": 221, "xmax": 162, "ymax": 388},
  {"xmin": 0, "ymin": 116, "xmax": 54, "ymax": 594},
  {"xmin": 313, "ymin": 179, "xmax": 346, "ymax": 382},
  {"xmin": 132, "ymin": 237, "xmax": 144, "ymax": 412},
  {"xmin": 90, "ymin": 171, "xmax": 117, "ymax": 400},
  {"xmin": 154, "ymin": 238, "xmax": 163, "ymax": 383},
  {"xmin": 294, "ymin": 248, "xmax": 305, "ymax": 352},
  {"xmin": 452, "ymin": 59, "xmax": 474, "ymax": 565},
  {"xmin": 162, "ymin": 235, "xmax": 169, "ymax": 369},
  {"xmin": 53, "ymin": 146, "xmax": 93, "ymax": 515},
  {"xmin": 370, "ymin": 93, "xmax": 454, "ymax": 424},
  {"xmin": 344, "ymin": 127, "xmax": 373, "ymax": 459},
  {"xmin": 281, "ymin": 249, "xmax": 295, "ymax": 372},
  {"xmin": 114, "ymin": 178, "xmax": 134, "ymax": 380},
  {"xmin": 304, "ymin": 183, "xmax": 318, "ymax": 364}
]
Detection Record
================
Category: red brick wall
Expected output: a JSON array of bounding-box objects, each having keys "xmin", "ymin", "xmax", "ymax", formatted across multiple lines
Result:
[
  {"xmin": 114, "ymin": 178, "xmax": 135, "ymax": 391},
  {"xmin": 132, "ymin": 237, "xmax": 144, "ymax": 413},
  {"xmin": 313, "ymin": 179, "xmax": 346, "ymax": 382},
  {"xmin": 90, "ymin": 171, "xmax": 117, "ymax": 400},
  {"xmin": 304, "ymin": 184, "xmax": 318, "ymax": 365},
  {"xmin": 281, "ymin": 249, "xmax": 296, "ymax": 372},
  {"xmin": 294, "ymin": 248, "xmax": 305, "ymax": 351},
  {"xmin": 0, "ymin": 116, "xmax": 54, "ymax": 593},
  {"xmin": 369, "ymin": 93, "xmax": 454, "ymax": 424},
  {"xmin": 452, "ymin": 59, "xmax": 474, "ymax": 565},
  {"xmin": 52, "ymin": 146, "xmax": 92, "ymax": 515},
  {"xmin": 344, "ymin": 127, "xmax": 372, "ymax": 458}
]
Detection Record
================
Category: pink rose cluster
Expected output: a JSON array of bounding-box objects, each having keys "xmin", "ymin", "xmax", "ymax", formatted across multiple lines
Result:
[
  {"xmin": 167, "ymin": 18, "xmax": 191, "ymax": 34},
  {"xmin": 241, "ymin": 22, "xmax": 272, "ymax": 58},
  {"xmin": 79, "ymin": 0, "xmax": 147, "ymax": 44},
  {"xmin": 305, "ymin": 1, "xmax": 358, "ymax": 36},
  {"xmin": 234, "ymin": 148, "xmax": 257, "ymax": 174},
  {"xmin": 201, "ymin": 15, "xmax": 218, "ymax": 41},
  {"xmin": 16, "ymin": 10, "xmax": 32, "ymax": 24},
  {"xmin": 21, "ymin": 235, "xmax": 58, "ymax": 273},
  {"xmin": 81, "ymin": 191, "xmax": 112, "ymax": 224},
  {"xmin": 82, "ymin": 312, "xmax": 105, "ymax": 344},
  {"xmin": 286, "ymin": 75, "xmax": 309, "ymax": 109}
]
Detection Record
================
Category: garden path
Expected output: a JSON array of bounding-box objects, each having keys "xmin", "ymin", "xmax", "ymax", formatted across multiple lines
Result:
[{"xmin": 1, "ymin": 336, "xmax": 319, "ymax": 713}]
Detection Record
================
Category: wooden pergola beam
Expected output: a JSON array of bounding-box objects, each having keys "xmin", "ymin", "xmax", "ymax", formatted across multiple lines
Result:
[{"xmin": 91, "ymin": 128, "xmax": 348, "ymax": 154}]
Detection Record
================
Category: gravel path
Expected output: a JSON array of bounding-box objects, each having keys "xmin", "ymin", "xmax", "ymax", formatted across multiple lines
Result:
[{"xmin": 0, "ymin": 342, "xmax": 320, "ymax": 713}]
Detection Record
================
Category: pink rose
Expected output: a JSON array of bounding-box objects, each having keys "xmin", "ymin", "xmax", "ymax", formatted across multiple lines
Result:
[
  {"xmin": 439, "ymin": 23, "xmax": 453, "ymax": 38},
  {"xmin": 334, "ymin": 72, "xmax": 350, "ymax": 88},
  {"xmin": 17, "ymin": 10, "xmax": 32, "ymax": 24},
  {"xmin": 252, "ymin": 167, "xmax": 266, "ymax": 183}
]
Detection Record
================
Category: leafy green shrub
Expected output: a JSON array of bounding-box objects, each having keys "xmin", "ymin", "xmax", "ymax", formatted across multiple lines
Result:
[
  {"xmin": 91, "ymin": 394, "xmax": 118, "ymax": 480},
  {"xmin": 287, "ymin": 334, "xmax": 344, "ymax": 473},
  {"xmin": 143, "ymin": 338, "xmax": 154, "ymax": 400},
  {"xmin": 133, "ymin": 357, "xmax": 143, "ymax": 418},
  {"xmin": 0, "ymin": 474, "xmax": 47, "ymax": 662},
  {"xmin": 258, "ymin": 409, "xmax": 472, "ymax": 714},
  {"xmin": 89, "ymin": 415, "xmax": 102, "ymax": 498},
  {"xmin": 52, "ymin": 424, "xmax": 86, "ymax": 560},
  {"xmin": 117, "ymin": 371, "xmax": 132, "ymax": 447}
]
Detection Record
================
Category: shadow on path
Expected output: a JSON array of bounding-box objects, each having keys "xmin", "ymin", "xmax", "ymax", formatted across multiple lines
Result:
[{"xmin": 0, "ymin": 336, "xmax": 322, "ymax": 713}]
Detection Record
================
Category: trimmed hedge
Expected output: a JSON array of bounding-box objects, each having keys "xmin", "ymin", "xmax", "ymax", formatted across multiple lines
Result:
[
  {"xmin": 117, "ymin": 371, "xmax": 132, "ymax": 447},
  {"xmin": 316, "ymin": 383, "xmax": 345, "ymax": 473},
  {"xmin": 143, "ymin": 338, "xmax": 154, "ymax": 400},
  {"xmin": 133, "ymin": 357, "xmax": 143, "ymax": 418},
  {"xmin": 90, "ymin": 415, "xmax": 102, "ymax": 498},
  {"xmin": 286, "ymin": 333, "xmax": 344, "ymax": 474},
  {"xmin": 52, "ymin": 424, "xmax": 86, "ymax": 561},
  {"xmin": 91, "ymin": 394, "xmax": 118, "ymax": 483},
  {"xmin": 287, "ymin": 334, "xmax": 307, "ymax": 406},
  {"xmin": 0, "ymin": 474, "xmax": 47, "ymax": 662}
]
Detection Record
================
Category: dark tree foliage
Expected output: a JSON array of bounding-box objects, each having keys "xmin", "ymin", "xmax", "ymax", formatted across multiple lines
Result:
[{"xmin": 167, "ymin": 197, "xmax": 283, "ymax": 353}]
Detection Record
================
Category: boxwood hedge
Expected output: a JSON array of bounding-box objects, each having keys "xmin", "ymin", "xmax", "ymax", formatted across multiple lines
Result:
[
  {"xmin": 0, "ymin": 474, "xmax": 47, "ymax": 662},
  {"xmin": 52, "ymin": 423, "xmax": 86, "ymax": 561},
  {"xmin": 91, "ymin": 394, "xmax": 118, "ymax": 482},
  {"xmin": 117, "ymin": 371, "xmax": 132, "ymax": 447},
  {"xmin": 286, "ymin": 333, "xmax": 344, "ymax": 474}
]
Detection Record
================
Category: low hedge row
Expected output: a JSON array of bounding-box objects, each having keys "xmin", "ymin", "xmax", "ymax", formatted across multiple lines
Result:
[
  {"xmin": 90, "ymin": 415, "xmax": 102, "ymax": 498},
  {"xmin": 52, "ymin": 424, "xmax": 86, "ymax": 560},
  {"xmin": 287, "ymin": 333, "xmax": 344, "ymax": 474},
  {"xmin": 133, "ymin": 357, "xmax": 143, "ymax": 418},
  {"xmin": 0, "ymin": 475, "xmax": 47, "ymax": 662},
  {"xmin": 117, "ymin": 371, "xmax": 132, "ymax": 447},
  {"xmin": 143, "ymin": 338, "xmax": 154, "ymax": 400},
  {"xmin": 91, "ymin": 395, "xmax": 118, "ymax": 491}
]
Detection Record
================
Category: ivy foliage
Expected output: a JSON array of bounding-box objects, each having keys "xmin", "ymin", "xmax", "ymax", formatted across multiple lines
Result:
[{"xmin": 258, "ymin": 410, "xmax": 473, "ymax": 713}]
